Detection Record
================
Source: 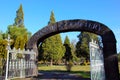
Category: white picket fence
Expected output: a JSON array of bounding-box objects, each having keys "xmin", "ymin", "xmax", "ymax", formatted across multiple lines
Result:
[{"xmin": 0, "ymin": 48, "xmax": 36, "ymax": 80}]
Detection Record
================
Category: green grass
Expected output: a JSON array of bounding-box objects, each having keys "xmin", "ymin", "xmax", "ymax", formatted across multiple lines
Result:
[
  {"xmin": 38, "ymin": 65, "xmax": 90, "ymax": 78},
  {"xmin": 38, "ymin": 65, "xmax": 90, "ymax": 71}
]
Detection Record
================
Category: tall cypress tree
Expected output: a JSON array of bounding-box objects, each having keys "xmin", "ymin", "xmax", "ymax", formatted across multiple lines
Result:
[
  {"xmin": 8, "ymin": 4, "xmax": 31, "ymax": 49},
  {"xmin": 39, "ymin": 11, "xmax": 65, "ymax": 65},
  {"xmin": 48, "ymin": 11, "xmax": 56, "ymax": 24},
  {"xmin": 14, "ymin": 4, "xmax": 24, "ymax": 27},
  {"xmin": 64, "ymin": 36, "xmax": 72, "ymax": 62}
]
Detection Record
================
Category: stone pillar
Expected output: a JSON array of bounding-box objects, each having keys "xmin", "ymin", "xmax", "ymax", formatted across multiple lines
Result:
[
  {"xmin": 33, "ymin": 44, "xmax": 38, "ymax": 77},
  {"xmin": 103, "ymin": 42, "xmax": 119, "ymax": 80}
]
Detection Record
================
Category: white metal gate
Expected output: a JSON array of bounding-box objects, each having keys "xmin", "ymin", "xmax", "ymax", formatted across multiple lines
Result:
[
  {"xmin": 0, "ymin": 48, "xmax": 36, "ymax": 80},
  {"xmin": 89, "ymin": 40, "xmax": 105, "ymax": 80},
  {"xmin": 0, "ymin": 35, "xmax": 37, "ymax": 80}
]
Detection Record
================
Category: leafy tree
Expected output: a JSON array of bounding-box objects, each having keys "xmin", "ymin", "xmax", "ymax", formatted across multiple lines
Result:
[
  {"xmin": 0, "ymin": 40, "xmax": 8, "ymax": 70},
  {"xmin": 39, "ymin": 11, "xmax": 65, "ymax": 65},
  {"xmin": 0, "ymin": 31, "xmax": 3, "ymax": 40},
  {"xmin": 70, "ymin": 40, "xmax": 80, "ymax": 64},
  {"xmin": 14, "ymin": 4, "xmax": 24, "ymax": 27},
  {"xmin": 0, "ymin": 31, "xmax": 8, "ymax": 57},
  {"xmin": 6, "ymin": 4, "xmax": 31, "ymax": 50},
  {"xmin": 53, "ymin": 34, "xmax": 65, "ymax": 64},
  {"xmin": 76, "ymin": 32, "xmax": 98, "ymax": 60},
  {"xmin": 0, "ymin": 40, "xmax": 7, "ymax": 59},
  {"xmin": 7, "ymin": 25, "xmax": 29, "ymax": 50},
  {"xmin": 64, "ymin": 36, "xmax": 72, "ymax": 63}
]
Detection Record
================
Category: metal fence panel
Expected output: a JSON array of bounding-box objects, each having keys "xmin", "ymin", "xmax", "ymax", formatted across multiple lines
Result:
[
  {"xmin": 0, "ymin": 48, "xmax": 36, "ymax": 80},
  {"xmin": 89, "ymin": 40, "xmax": 105, "ymax": 80}
]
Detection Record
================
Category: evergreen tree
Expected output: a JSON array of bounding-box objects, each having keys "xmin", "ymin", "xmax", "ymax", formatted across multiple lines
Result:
[
  {"xmin": 0, "ymin": 40, "xmax": 7, "ymax": 59},
  {"xmin": 7, "ymin": 25, "xmax": 29, "ymax": 50},
  {"xmin": 39, "ymin": 11, "xmax": 65, "ymax": 65},
  {"xmin": 64, "ymin": 36, "xmax": 72, "ymax": 62},
  {"xmin": 0, "ymin": 39, "xmax": 8, "ymax": 73},
  {"xmin": 14, "ymin": 4, "xmax": 24, "ymax": 27},
  {"xmin": 6, "ymin": 4, "xmax": 31, "ymax": 50},
  {"xmin": 0, "ymin": 31, "xmax": 3, "ymax": 40},
  {"xmin": 48, "ymin": 11, "xmax": 56, "ymax": 24},
  {"xmin": 70, "ymin": 40, "xmax": 79, "ymax": 64},
  {"xmin": 76, "ymin": 32, "xmax": 98, "ymax": 60}
]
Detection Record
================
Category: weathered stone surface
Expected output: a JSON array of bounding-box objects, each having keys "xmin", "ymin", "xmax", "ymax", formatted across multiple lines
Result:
[{"xmin": 27, "ymin": 19, "xmax": 119, "ymax": 80}]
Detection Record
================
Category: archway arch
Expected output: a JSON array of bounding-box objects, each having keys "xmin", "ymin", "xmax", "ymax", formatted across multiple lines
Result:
[{"xmin": 27, "ymin": 19, "xmax": 119, "ymax": 80}]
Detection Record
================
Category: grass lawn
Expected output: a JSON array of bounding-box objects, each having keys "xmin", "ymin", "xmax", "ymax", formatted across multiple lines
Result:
[{"xmin": 38, "ymin": 64, "xmax": 90, "ymax": 78}]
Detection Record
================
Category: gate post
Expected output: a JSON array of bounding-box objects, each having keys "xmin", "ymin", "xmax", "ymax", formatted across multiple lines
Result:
[
  {"xmin": 102, "ymin": 31, "xmax": 120, "ymax": 80},
  {"xmin": 103, "ymin": 42, "xmax": 120, "ymax": 80}
]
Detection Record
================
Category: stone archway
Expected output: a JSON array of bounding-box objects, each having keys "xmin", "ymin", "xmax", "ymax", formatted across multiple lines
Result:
[{"xmin": 27, "ymin": 19, "xmax": 119, "ymax": 80}]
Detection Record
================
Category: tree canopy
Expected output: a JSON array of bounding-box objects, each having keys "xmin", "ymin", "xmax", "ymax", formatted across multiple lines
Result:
[
  {"xmin": 76, "ymin": 32, "xmax": 98, "ymax": 60},
  {"xmin": 64, "ymin": 36, "xmax": 72, "ymax": 62},
  {"xmin": 39, "ymin": 11, "xmax": 65, "ymax": 65},
  {"xmin": 0, "ymin": 31, "xmax": 3, "ymax": 40},
  {"xmin": 7, "ymin": 25, "xmax": 30, "ymax": 49},
  {"xmin": 14, "ymin": 4, "xmax": 24, "ymax": 27},
  {"xmin": 0, "ymin": 40, "xmax": 7, "ymax": 59}
]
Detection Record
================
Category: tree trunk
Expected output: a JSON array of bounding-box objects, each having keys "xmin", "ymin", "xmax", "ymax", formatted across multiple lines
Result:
[{"xmin": 50, "ymin": 59, "xmax": 53, "ymax": 66}]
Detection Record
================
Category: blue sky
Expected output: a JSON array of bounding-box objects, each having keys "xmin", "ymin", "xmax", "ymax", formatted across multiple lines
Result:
[{"xmin": 0, "ymin": 0, "xmax": 120, "ymax": 52}]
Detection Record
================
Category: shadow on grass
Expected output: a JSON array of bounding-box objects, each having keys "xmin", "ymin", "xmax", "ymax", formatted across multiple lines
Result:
[{"xmin": 38, "ymin": 70, "xmax": 90, "ymax": 80}]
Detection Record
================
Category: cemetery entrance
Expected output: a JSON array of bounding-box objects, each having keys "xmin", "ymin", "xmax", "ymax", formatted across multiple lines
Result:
[{"xmin": 27, "ymin": 19, "xmax": 120, "ymax": 80}]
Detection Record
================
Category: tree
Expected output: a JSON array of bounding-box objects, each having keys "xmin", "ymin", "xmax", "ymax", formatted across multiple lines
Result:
[
  {"xmin": 70, "ymin": 40, "xmax": 79, "ymax": 64},
  {"xmin": 7, "ymin": 25, "xmax": 29, "ymax": 50},
  {"xmin": 6, "ymin": 4, "xmax": 31, "ymax": 50},
  {"xmin": 0, "ymin": 40, "xmax": 7, "ymax": 59},
  {"xmin": 14, "ymin": 4, "xmax": 24, "ymax": 27},
  {"xmin": 64, "ymin": 36, "xmax": 72, "ymax": 63},
  {"xmin": 39, "ymin": 11, "xmax": 65, "ymax": 65},
  {"xmin": 76, "ymin": 32, "xmax": 98, "ymax": 61},
  {"xmin": 0, "ymin": 39, "xmax": 8, "ymax": 71},
  {"xmin": 0, "ymin": 31, "xmax": 3, "ymax": 40},
  {"xmin": 48, "ymin": 11, "xmax": 56, "ymax": 24}
]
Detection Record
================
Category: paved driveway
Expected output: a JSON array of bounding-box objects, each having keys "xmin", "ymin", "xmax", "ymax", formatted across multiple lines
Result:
[{"xmin": 34, "ymin": 71, "xmax": 91, "ymax": 80}]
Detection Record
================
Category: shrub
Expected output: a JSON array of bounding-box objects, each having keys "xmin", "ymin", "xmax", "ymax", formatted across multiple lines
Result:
[{"xmin": 66, "ymin": 61, "xmax": 73, "ymax": 72}]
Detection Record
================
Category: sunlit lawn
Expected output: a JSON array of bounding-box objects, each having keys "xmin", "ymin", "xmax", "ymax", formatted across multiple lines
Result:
[
  {"xmin": 38, "ymin": 64, "xmax": 90, "ymax": 78},
  {"xmin": 38, "ymin": 65, "xmax": 90, "ymax": 71}
]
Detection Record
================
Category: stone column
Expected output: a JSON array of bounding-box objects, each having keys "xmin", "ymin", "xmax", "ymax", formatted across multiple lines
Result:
[{"xmin": 103, "ymin": 42, "xmax": 119, "ymax": 80}]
